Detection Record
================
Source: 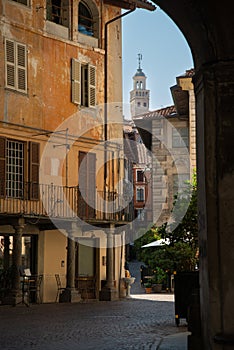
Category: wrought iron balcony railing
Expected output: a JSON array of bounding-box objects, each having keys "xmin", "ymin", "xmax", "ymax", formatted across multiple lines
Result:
[{"xmin": 0, "ymin": 182, "xmax": 134, "ymax": 223}]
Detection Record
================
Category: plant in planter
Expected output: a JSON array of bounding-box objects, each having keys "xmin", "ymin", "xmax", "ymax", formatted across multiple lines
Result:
[
  {"xmin": 152, "ymin": 268, "xmax": 166, "ymax": 293},
  {"xmin": 144, "ymin": 280, "xmax": 153, "ymax": 293}
]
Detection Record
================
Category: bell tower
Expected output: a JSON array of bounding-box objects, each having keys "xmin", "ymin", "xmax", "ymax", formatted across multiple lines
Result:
[{"xmin": 130, "ymin": 54, "xmax": 150, "ymax": 117}]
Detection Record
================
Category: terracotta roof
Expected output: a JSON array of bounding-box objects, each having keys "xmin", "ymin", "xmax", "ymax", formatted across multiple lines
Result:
[
  {"xmin": 136, "ymin": 143, "xmax": 152, "ymax": 165},
  {"xmin": 123, "ymin": 130, "xmax": 151, "ymax": 165},
  {"xmin": 133, "ymin": 105, "xmax": 177, "ymax": 121}
]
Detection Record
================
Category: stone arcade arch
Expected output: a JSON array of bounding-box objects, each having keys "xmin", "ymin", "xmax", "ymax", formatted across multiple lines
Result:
[{"xmin": 153, "ymin": 1, "xmax": 234, "ymax": 349}]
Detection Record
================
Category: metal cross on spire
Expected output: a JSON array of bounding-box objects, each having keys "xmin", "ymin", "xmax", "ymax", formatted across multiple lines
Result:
[{"xmin": 138, "ymin": 53, "xmax": 142, "ymax": 69}]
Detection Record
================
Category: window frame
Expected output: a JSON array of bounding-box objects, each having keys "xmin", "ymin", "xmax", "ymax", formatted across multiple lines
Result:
[
  {"xmin": 5, "ymin": 38, "xmax": 27, "ymax": 94},
  {"xmin": 136, "ymin": 187, "xmax": 145, "ymax": 202},
  {"xmin": 78, "ymin": 1, "xmax": 99, "ymax": 39},
  {"xmin": 136, "ymin": 170, "xmax": 144, "ymax": 183},
  {"xmin": 6, "ymin": 139, "xmax": 25, "ymax": 199},
  {"xmin": 71, "ymin": 58, "xmax": 96, "ymax": 107},
  {"xmin": 10, "ymin": 0, "xmax": 30, "ymax": 6},
  {"xmin": 0, "ymin": 137, "xmax": 40, "ymax": 200},
  {"xmin": 46, "ymin": 0, "xmax": 69, "ymax": 28}
]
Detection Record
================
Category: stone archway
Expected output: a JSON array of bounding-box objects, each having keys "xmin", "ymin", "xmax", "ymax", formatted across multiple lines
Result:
[{"xmin": 152, "ymin": 1, "xmax": 234, "ymax": 349}]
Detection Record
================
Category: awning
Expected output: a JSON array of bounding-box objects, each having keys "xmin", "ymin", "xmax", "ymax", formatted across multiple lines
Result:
[
  {"xmin": 103, "ymin": 0, "xmax": 156, "ymax": 11},
  {"xmin": 141, "ymin": 238, "xmax": 170, "ymax": 248}
]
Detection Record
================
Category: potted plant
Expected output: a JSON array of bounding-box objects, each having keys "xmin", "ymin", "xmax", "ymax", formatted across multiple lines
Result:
[
  {"xmin": 152, "ymin": 268, "xmax": 166, "ymax": 293},
  {"xmin": 144, "ymin": 280, "xmax": 152, "ymax": 293}
]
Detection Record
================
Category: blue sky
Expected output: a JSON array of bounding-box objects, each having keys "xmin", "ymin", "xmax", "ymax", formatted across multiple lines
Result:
[{"xmin": 122, "ymin": 6, "xmax": 194, "ymax": 119}]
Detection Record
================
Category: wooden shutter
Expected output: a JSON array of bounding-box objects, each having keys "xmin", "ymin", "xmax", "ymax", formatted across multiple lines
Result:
[
  {"xmin": 71, "ymin": 58, "xmax": 81, "ymax": 104},
  {"xmin": 5, "ymin": 39, "xmax": 15, "ymax": 89},
  {"xmin": 78, "ymin": 151, "xmax": 96, "ymax": 219},
  {"xmin": 5, "ymin": 39, "xmax": 27, "ymax": 93},
  {"xmin": 16, "ymin": 43, "xmax": 27, "ymax": 93},
  {"xmin": 0, "ymin": 138, "xmax": 6, "ymax": 197},
  {"xmin": 88, "ymin": 64, "xmax": 96, "ymax": 107},
  {"xmin": 78, "ymin": 151, "xmax": 88, "ymax": 217},
  {"xmin": 29, "ymin": 142, "xmax": 40, "ymax": 200},
  {"xmin": 87, "ymin": 152, "xmax": 96, "ymax": 218}
]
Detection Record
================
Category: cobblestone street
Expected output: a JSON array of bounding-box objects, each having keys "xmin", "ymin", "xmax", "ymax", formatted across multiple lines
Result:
[{"xmin": 0, "ymin": 262, "xmax": 187, "ymax": 350}]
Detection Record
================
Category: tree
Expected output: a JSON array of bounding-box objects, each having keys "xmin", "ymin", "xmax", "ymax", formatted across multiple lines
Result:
[{"xmin": 134, "ymin": 172, "xmax": 198, "ymax": 273}]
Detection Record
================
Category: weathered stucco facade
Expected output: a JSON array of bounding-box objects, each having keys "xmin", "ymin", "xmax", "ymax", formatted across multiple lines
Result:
[
  {"xmin": 0, "ymin": 0, "xmax": 153, "ymax": 303},
  {"xmin": 134, "ymin": 70, "xmax": 196, "ymax": 226}
]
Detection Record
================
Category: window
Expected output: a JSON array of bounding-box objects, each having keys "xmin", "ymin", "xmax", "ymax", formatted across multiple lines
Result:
[
  {"xmin": 78, "ymin": 2, "xmax": 93, "ymax": 36},
  {"xmin": 78, "ymin": 1, "xmax": 99, "ymax": 39},
  {"xmin": 11, "ymin": 0, "xmax": 29, "ymax": 5},
  {"xmin": 6, "ymin": 140, "xmax": 24, "ymax": 198},
  {"xmin": 137, "ymin": 102, "xmax": 140, "ymax": 107},
  {"xmin": 0, "ymin": 138, "xmax": 40, "ymax": 199},
  {"xmin": 172, "ymin": 127, "xmax": 189, "ymax": 147},
  {"xmin": 46, "ymin": 0, "xmax": 69, "ymax": 27},
  {"xmin": 136, "ymin": 187, "xmax": 145, "ymax": 202},
  {"xmin": 71, "ymin": 59, "xmax": 96, "ymax": 107},
  {"xmin": 136, "ymin": 170, "xmax": 144, "ymax": 183},
  {"xmin": 143, "ymin": 102, "xmax": 147, "ymax": 107},
  {"xmin": 5, "ymin": 39, "xmax": 27, "ymax": 94}
]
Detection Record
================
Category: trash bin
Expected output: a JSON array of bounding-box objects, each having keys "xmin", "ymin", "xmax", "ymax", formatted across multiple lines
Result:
[{"xmin": 174, "ymin": 271, "xmax": 199, "ymax": 326}]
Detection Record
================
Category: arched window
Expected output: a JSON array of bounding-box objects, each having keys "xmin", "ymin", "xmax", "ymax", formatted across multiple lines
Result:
[
  {"xmin": 78, "ymin": 1, "xmax": 99, "ymax": 39},
  {"xmin": 78, "ymin": 2, "xmax": 93, "ymax": 36}
]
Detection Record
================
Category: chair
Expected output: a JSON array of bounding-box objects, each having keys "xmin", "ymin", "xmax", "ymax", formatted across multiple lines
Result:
[
  {"xmin": 28, "ymin": 274, "xmax": 43, "ymax": 304},
  {"xmin": 55, "ymin": 274, "xmax": 66, "ymax": 302}
]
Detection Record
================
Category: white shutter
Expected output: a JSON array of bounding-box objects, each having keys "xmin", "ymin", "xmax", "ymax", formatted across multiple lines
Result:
[
  {"xmin": 5, "ymin": 39, "xmax": 15, "ymax": 89},
  {"xmin": 5, "ymin": 39, "xmax": 27, "ymax": 93},
  {"xmin": 71, "ymin": 58, "xmax": 81, "ymax": 105},
  {"xmin": 88, "ymin": 64, "xmax": 96, "ymax": 107},
  {"xmin": 16, "ymin": 43, "xmax": 27, "ymax": 93}
]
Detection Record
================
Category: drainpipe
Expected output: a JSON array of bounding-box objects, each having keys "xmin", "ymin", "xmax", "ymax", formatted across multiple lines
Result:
[{"xmin": 104, "ymin": 7, "xmax": 136, "ymax": 202}]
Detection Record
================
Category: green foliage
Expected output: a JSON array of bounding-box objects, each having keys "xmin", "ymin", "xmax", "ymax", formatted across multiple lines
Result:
[
  {"xmin": 134, "ymin": 171, "xmax": 198, "ymax": 274},
  {"xmin": 144, "ymin": 282, "xmax": 152, "ymax": 288},
  {"xmin": 133, "ymin": 226, "xmax": 161, "ymax": 265},
  {"xmin": 159, "ymin": 171, "xmax": 198, "ymax": 248},
  {"xmin": 152, "ymin": 267, "xmax": 166, "ymax": 284}
]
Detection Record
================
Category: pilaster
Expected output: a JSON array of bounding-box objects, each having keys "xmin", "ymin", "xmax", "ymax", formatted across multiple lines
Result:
[{"xmin": 194, "ymin": 60, "xmax": 234, "ymax": 349}]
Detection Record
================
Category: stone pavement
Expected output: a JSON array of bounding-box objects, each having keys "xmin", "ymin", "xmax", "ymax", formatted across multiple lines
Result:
[{"xmin": 0, "ymin": 261, "xmax": 188, "ymax": 350}]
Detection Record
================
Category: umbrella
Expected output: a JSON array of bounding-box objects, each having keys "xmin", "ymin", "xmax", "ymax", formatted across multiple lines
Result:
[{"xmin": 141, "ymin": 238, "xmax": 170, "ymax": 248}]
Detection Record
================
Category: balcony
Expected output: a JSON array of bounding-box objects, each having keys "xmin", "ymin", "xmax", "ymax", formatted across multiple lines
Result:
[{"xmin": 0, "ymin": 183, "xmax": 134, "ymax": 226}]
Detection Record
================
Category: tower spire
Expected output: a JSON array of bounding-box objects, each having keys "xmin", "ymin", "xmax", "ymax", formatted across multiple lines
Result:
[
  {"xmin": 138, "ymin": 53, "xmax": 142, "ymax": 70},
  {"xmin": 130, "ymin": 54, "xmax": 150, "ymax": 117}
]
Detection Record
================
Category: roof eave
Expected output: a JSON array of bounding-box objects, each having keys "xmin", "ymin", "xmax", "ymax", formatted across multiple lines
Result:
[{"xmin": 103, "ymin": 0, "xmax": 156, "ymax": 11}]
